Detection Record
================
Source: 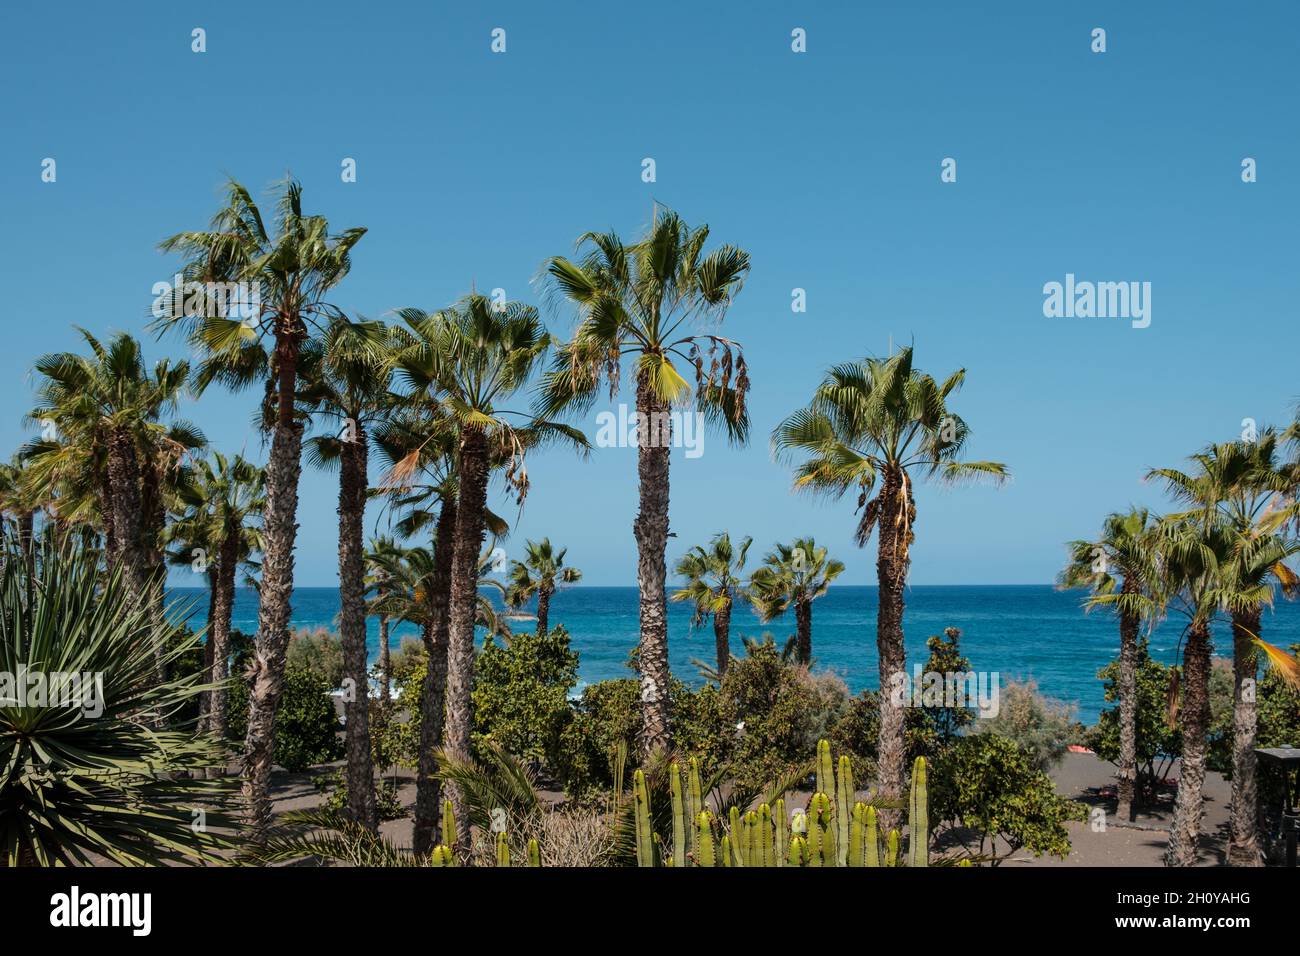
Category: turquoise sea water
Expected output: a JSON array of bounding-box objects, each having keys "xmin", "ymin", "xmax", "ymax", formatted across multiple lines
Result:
[{"xmin": 166, "ymin": 585, "xmax": 1300, "ymax": 725}]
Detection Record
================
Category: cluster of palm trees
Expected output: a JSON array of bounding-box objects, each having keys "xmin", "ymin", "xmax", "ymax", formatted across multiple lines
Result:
[
  {"xmin": 1061, "ymin": 428, "xmax": 1300, "ymax": 866},
  {"xmin": 671, "ymin": 532, "xmax": 845, "ymax": 677}
]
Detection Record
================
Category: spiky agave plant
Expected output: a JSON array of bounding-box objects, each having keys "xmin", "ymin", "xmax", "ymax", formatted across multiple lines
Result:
[{"xmin": 0, "ymin": 531, "xmax": 233, "ymax": 865}]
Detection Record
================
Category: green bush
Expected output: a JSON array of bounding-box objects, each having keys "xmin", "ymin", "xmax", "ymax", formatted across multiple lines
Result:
[
  {"xmin": 975, "ymin": 679, "xmax": 1076, "ymax": 773},
  {"xmin": 287, "ymin": 627, "xmax": 345, "ymax": 689},
  {"xmin": 315, "ymin": 769, "xmax": 405, "ymax": 822},
  {"xmin": 931, "ymin": 732, "xmax": 1086, "ymax": 863},
  {"xmin": 227, "ymin": 665, "xmax": 343, "ymax": 772},
  {"xmin": 1087, "ymin": 637, "xmax": 1180, "ymax": 800},
  {"xmin": 472, "ymin": 626, "xmax": 579, "ymax": 762}
]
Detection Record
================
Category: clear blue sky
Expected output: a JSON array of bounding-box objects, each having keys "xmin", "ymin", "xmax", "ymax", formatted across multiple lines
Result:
[{"xmin": 2, "ymin": 1, "xmax": 1297, "ymax": 586}]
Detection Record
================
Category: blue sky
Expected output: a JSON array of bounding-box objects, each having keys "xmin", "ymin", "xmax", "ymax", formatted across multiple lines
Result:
[{"xmin": 2, "ymin": 1, "xmax": 1297, "ymax": 586}]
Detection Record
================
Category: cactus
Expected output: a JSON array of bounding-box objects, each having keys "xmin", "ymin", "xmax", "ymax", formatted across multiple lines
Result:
[
  {"xmin": 908, "ymin": 756, "xmax": 929, "ymax": 868},
  {"xmin": 687, "ymin": 757, "xmax": 702, "ymax": 859},
  {"xmin": 719, "ymin": 834, "xmax": 732, "ymax": 867},
  {"xmin": 758, "ymin": 804, "xmax": 774, "ymax": 867},
  {"xmin": 773, "ymin": 797, "xmax": 788, "ymax": 867},
  {"xmin": 815, "ymin": 739, "xmax": 833, "ymax": 796},
  {"xmin": 527, "ymin": 838, "xmax": 540, "ymax": 867},
  {"xmin": 440, "ymin": 799, "xmax": 456, "ymax": 850},
  {"xmin": 864, "ymin": 804, "xmax": 880, "ymax": 867},
  {"xmin": 696, "ymin": 811, "xmax": 716, "ymax": 866},
  {"xmin": 496, "ymin": 831, "xmax": 510, "ymax": 867},
  {"xmin": 670, "ymin": 763, "xmax": 688, "ymax": 868},
  {"xmin": 885, "ymin": 829, "xmax": 899, "ymax": 868},
  {"xmin": 429, "ymin": 845, "xmax": 455, "ymax": 866},
  {"xmin": 848, "ymin": 802, "xmax": 866, "ymax": 867},
  {"xmin": 835, "ymin": 755, "xmax": 853, "ymax": 865},
  {"xmin": 787, "ymin": 834, "xmax": 806, "ymax": 866},
  {"xmin": 633, "ymin": 769, "xmax": 654, "ymax": 867}
]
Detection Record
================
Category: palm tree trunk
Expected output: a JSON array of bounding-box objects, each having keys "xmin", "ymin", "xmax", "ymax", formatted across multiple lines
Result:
[
  {"xmin": 241, "ymin": 333, "xmax": 305, "ymax": 844},
  {"xmin": 198, "ymin": 569, "xmax": 217, "ymax": 734},
  {"xmin": 378, "ymin": 614, "xmax": 391, "ymax": 705},
  {"xmin": 106, "ymin": 426, "xmax": 145, "ymax": 593},
  {"xmin": 795, "ymin": 598, "xmax": 812, "ymax": 665},
  {"xmin": 338, "ymin": 430, "xmax": 376, "ymax": 831},
  {"xmin": 413, "ymin": 499, "xmax": 455, "ymax": 857},
  {"xmin": 208, "ymin": 531, "xmax": 238, "ymax": 743},
  {"xmin": 633, "ymin": 373, "xmax": 672, "ymax": 755},
  {"xmin": 536, "ymin": 584, "xmax": 552, "ymax": 637},
  {"xmin": 1228, "ymin": 608, "xmax": 1262, "ymax": 865},
  {"xmin": 713, "ymin": 599, "xmax": 732, "ymax": 678},
  {"xmin": 874, "ymin": 468, "xmax": 911, "ymax": 829},
  {"xmin": 1116, "ymin": 599, "xmax": 1140, "ymax": 822},
  {"xmin": 1167, "ymin": 621, "xmax": 1211, "ymax": 866},
  {"xmin": 446, "ymin": 426, "xmax": 492, "ymax": 855}
]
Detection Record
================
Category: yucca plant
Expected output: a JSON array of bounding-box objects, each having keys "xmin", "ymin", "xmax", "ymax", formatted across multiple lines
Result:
[{"xmin": 0, "ymin": 532, "xmax": 233, "ymax": 865}]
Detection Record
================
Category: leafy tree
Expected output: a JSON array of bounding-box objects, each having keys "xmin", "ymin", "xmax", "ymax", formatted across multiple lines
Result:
[
  {"xmin": 1090, "ymin": 637, "xmax": 1181, "ymax": 804},
  {"xmin": 472, "ymin": 625, "xmax": 579, "ymax": 762}
]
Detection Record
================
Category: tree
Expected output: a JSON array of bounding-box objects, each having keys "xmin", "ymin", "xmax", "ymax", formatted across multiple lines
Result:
[
  {"xmin": 1149, "ymin": 433, "xmax": 1299, "ymax": 865},
  {"xmin": 772, "ymin": 346, "xmax": 1007, "ymax": 823},
  {"xmin": 365, "ymin": 535, "xmax": 407, "ymax": 705},
  {"xmin": 540, "ymin": 206, "xmax": 751, "ymax": 755},
  {"xmin": 165, "ymin": 451, "xmax": 264, "ymax": 741},
  {"xmin": 505, "ymin": 538, "xmax": 582, "ymax": 637},
  {"xmin": 391, "ymin": 293, "xmax": 582, "ymax": 853},
  {"xmin": 1059, "ymin": 507, "xmax": 1158, "ymax": 822},
  {"xmin": 156, "ymin": 177, "xmax": 366, "ymax": 841},
  {"xmin": 749, "ymin": 537, "xmax": 845, "ymax": 665},
  {"xmin": 671, "ymin": 532, "xmax": 751, "ymax": 678}
]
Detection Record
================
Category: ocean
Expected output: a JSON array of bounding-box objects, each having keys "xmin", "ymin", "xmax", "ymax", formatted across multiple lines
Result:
[{"xmin": 165, "ymin": 584, "xmax": 1300, "ymax": 724}]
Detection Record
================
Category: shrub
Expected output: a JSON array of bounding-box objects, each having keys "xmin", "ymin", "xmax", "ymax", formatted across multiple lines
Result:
[
  {"xmin": 473, "ymin": 626, "xmax": 579, "ymax": 762},
  {"xmin": 287, "ymin": 627, "xmax": 345, "ymax": 689},
  {"xmin": 1088, "ymin": 637, "xmax": 1180, "ymax": 801},
  {"xmin": 315, "ymin": 769, "xmax": 405, "ymax": 822},
  {"xmin": 975, "ymin": 679, "xmax": 1076, "ymax": 773},
  {"xmin": 228, "ymin": 665, "xmax": 343, "ymax": 772},
  {"xmin": 930, "ymin": 732, "xmax": 1086, "ymax": 863}
]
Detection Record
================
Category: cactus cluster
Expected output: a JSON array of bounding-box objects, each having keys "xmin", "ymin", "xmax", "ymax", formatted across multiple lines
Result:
[
  {"xmin": 426, "ymin": 798, "xmax": 541, "ymax": 867},
  {"xmin": 631, "ymin": 740, "xmax": 930, "ymax": 867}
]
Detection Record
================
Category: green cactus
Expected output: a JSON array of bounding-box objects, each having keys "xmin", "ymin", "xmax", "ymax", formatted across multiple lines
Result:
[
  {"xmin": 788, "ymin": 834, "xmax": 806, "ymax": 866},
  {"xmin": 835, "ymin": 755, "xmax": 853, "ymax": 866},
  {"xmin": 815, "ymin": 739, "xmax": 834, "ymax": 796},
  {"xmin": 908, "ymin": 756, "xmax": 929, "ymax": 868},
  {"xmin": 496, "ymin": 831, "xmax": 510, "ymax": 867},
  {"xmin": 719, "ymin": 834, "xmax": 732, "ymax": 867},
  {"xmin": 440, "ymin": 799, "xmax": 455, "ymax": 850},
  {"xmin": 773, "ymin": 798, "xmax": 788, "ymax": 867},
  {"xmin": 848, "ymin": 802, "xmax": 866, "ymax": 867},
  {"xmin": 810, "ymin": 791, "xmax": 834, "ymax": 866},
  {"xmin": 696, "ymin": 811, "xmax": 716, "ymax": 867},
  {"xmin": 670, "ymin": 763, "xmax": 688, "ymax": 868},
  {"xmin": 864, "ymin": 804, "xmax": 880, "ymax": 867},
  {"xmin": 759, "ymin": 804, "xmax": 774, "ymax": 867},
  {"xmin": 632, "ymin": 769, "xmax": 654, "ymax": 867},
  {"xmin": 429, "ymin": 845, "xmax": 455, "ymax": 866},
  {"xmin": 688, "ymin": 757, "xmax": 702, "ymax": 858},
  {"xmin": 885, "ymin": 829, "xmax": 899, "ymax": 868},
  {"xmin": 527, "ymin": 838, "xmax": 540, "ymax": 867}
]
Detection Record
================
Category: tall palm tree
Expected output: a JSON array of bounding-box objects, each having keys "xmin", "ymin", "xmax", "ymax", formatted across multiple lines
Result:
[
  {"xmin": 505, "ymin": 538, "xmax": 582, "ymax": 636},
  {"xmin": 1148, "ymin": 434, "xmax": 1300, "ymax": 865},
  {"xmin": 671, "ymin": 532, "xmax": 751, "ymax": 678},
  {"xmin": 392, "ymin": 293, "xmax": 583, "ymax": 853},
  {"xmin": 539, "ymin": 206, "xmax": 751, "ymax": 754},
  {"xmin": 166, "ymin": 452, "xmax": 265, "ymax": 741},
  {"xmin": 1059, "ymin": 508, "xmax": 1159, "ymax": 823},
  {"xmin": 749, "ymin": 537, "xmax": 845, "ymax": 665},
  {"xmin": 772, "ymin": 346, "xmax": 1007, "ymax": 820},
  {"xmin": 156, "ymin": 177, "xmax": 366, "ymax": 840},
  {"xmin": 365, "ymin": 535, "xmax": 407, "ymax": 705},
  {"xmin": 302, "ymin": 317, "xmax": 396, "ymax": 833}
]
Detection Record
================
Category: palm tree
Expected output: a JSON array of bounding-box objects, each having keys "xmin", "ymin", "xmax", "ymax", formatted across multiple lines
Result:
[
  {"xmin": 505, "ymin": 538, "xmax": 582, "ymax": 636},
  {"xmin": 772, "ymin": 346, "xmax": 1007, "ymax": 820},
  {"xmin": 301, "ymin": 317, "xmax": 396, "ymax": 832},
  {"xmin": 1148, "ymin": 434, "xmax": 1300, "ymax": 865},
  {"xmin": 166, "ymin": 452, "xmax": 265, "ymax": 741},
  {"xmin": 392, "ymin": 293, "xmax": 582, "ymax": 852},
  {"xmin": 671, "ymin": 532, "xmax": 751, "ymax": 678},
  {"xmin": 365, "ymin": 535, "xmax": 407, "ymax": 705},
  {"xmin": 1059, "ymin": 508, "xmax": 1159, "ymax": 823},
  {"xmin": 749, "ymin": 537, "xmax": 845, "ymax": 665},
  {"xmin": 539, "ymin": 206, "xmax": 751, "ymax": 754},
  {"xmin": 156, "ymin": 177, "xmax": 366, "ymax": 841}
]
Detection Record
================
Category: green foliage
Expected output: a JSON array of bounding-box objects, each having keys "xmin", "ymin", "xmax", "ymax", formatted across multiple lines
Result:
[
  {"xmin": 931, "ymin": 732, "xmax": 1085, "ymax": 863},
  {"xmin": 1088, "ymin": 637, "xmax": 1180, "ymax": 798},
  {"xmin": 472, "ymin": 626, "xmax": 578, "ymax": 761},
  {"xmin": 0, "ymin": 535, "xmax": 233, "ymax": 865},
  {"xmin": 286, "ymin": 627, "xmax": 345, "ymax": 689},
  {"xmin": 315, "ymin": 769, "xmax": 404, "ymax": 822},
  {"xmin": 227, "ymin": 665, "xmax": 343, "ymax": 772}
]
